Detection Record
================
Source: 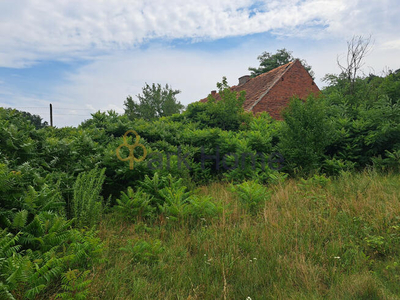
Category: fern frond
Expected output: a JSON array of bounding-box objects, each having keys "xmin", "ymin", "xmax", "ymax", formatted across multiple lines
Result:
[
  {"xmin": 0, "ymin": 282, "xmax": 15, "ymax": 300},
  {"xmin": 11, "ymin": 210, "xmax": 28, "ymax": 229},
  {"xmin": 24, "ymin": 284, "xmax": 46, "ymax": 299},
  {"xmin": 71, "ymin": 167, "xmax": 106, "ymax": 228}
]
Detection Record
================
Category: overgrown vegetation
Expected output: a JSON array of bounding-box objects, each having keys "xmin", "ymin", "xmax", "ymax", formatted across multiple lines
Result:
[
  {"xmin": 1, "ymin": 44, "xmax": 400, "ymax": 298},
  {"xmin": 90, "ymin": 172, "xmax": 400, "ymax": 299}
]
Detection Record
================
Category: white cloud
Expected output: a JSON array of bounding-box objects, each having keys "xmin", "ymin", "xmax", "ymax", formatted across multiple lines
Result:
[
  {"xmin": 381, "ymin": 40, "xmax": 400, "ymax": 50},
  {"xmin": 1, "ymin": 0, "xmax": 399, "ymax": 67},
  {"xmin": 51, "ymin": 47, "xmax": 259, "ymax": 126}
]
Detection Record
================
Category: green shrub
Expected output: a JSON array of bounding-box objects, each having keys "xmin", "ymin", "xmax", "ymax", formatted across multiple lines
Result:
[
  {"xmin": 56, "ymin": 269, "xmax": 92, "ymax": 300},
  {"xmin": 183, "ymin": 77, "xmax": 251, "ymax": 131},
  {"xmin": 279, "ymin": 96, "xmax": 335, "ymax": 175},
  {"xmin": 323, "ymin": 157, "xmax": 356, "ymax": 175},
  {"xmin": 71, "ymin": 167, "xmax": 106, "ymax": 228},
  {"xmin": 158, "ymin": 186, "xmax": 191, "ymax": 221},
  {"xmin": 0, "ymin": 225, "xmax": 103, "ymax": 299},
  {"xmin": 140, "ymin": 173, "xmax": 188, "ymax": 208},
  {"xmin": 371, "ymin": 149, "xmax": 400, "ymax": 172},
  {"xmin": 231, "ymin": 181, "xmax": 270, "ymax": 213},
  {"xmin": 186, "ymin": 195, "xmax": 222, "ymax": 222},
  {"xmin": 114, "ymin": 187, "xmax": 155, "ymax": 221}
]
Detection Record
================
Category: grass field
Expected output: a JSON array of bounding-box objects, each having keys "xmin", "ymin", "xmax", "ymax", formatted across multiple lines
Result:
[{"xmin": 88, "ymin": 171, "xmax": 400, "ymax": 299}]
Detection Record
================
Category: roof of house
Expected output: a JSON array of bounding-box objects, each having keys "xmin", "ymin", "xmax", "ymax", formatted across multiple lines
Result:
[{"xmin": 200, "ymin": 60, "xmax": 299, "ymax": 111}]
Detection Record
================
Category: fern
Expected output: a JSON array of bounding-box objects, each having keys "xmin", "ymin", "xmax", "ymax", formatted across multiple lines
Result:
[
  {"xmin": 231, "ymin": 181, "xmax": 270, "ymax": 213},
  {"xmin": 23, "ymin": 184, "xmax": 65, "ymax": 216},
  {"xmin": 187, "ymin": 195, "xmax": 222, "ymax": 221},
  {"xmin": 71, "ymin": 167, "xmax": 106, "ymax": 228},
  {"xmin": 114, "ymin": 187, "xmax": 155, "ymax": 221},
  {"xmin": 4, "ymin": 252, "xmax": 31, "ymax": 288},
  {"xmin": 56, "ymin": 269, "xmax": 92, "ymax": 300},
  {"xmin": 0, "ymin": 282, "xmax": 15, "ymax": 300},
  {"xmin": 0, "ymin": 209, "xmax": 103, "ymax": 298},
  {"xmin": 0, "ymin": 231, "xmax": 22, "ymax": 257},
  {"xmin": 158, "ymin": 186, "xmax": 191, "ymax": 221},
  {"xmin": 11, "ymin": 210, "xmax": 28, "ymax": 230},
  {"xmin": 24, "ymin": 285, "xmax": 46, "ymax": 299},
  {"xmin": 140, "ymin": 172, "xmax": 187, "ymax": 208},
  {"xmin": 64, "ymin": 228, "xmax": 104, "ymax": 269}
]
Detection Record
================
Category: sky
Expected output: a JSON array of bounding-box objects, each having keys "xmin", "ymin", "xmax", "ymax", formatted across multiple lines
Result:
[{"xmin": 0, "ymin": 0, "xmax": 399, "ymax": 127}]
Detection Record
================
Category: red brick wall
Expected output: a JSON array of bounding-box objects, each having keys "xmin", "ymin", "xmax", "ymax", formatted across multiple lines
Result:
[{"xmin": 252, "ymin": 60, "xmax": 320, "ymax": 120}]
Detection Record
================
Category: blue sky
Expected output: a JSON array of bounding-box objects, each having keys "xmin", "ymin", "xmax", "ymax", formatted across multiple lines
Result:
[{"xmin": 0, "ymin": 0, "xmax": 399, "ymax": 127}]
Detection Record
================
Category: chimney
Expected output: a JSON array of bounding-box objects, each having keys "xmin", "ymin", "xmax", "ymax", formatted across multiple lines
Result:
[
  {"xmin": 238, "ymin": 75, "xmax": 251, "ymax": 86},
  {"xmin": 211, "ymin": 90, "xmax": 216, "ymax": 97}
]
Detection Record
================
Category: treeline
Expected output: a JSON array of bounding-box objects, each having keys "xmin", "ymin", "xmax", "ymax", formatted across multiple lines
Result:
[{"xmin": 1, "ymin": 66, "xmax": 400, "ymax": 298}]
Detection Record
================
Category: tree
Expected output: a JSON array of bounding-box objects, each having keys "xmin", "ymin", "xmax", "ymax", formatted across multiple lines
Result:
[
  {"xmin": 124, "ymin": 83, "xmax": 184, "ymax": 121},
  {"xmin": 322, "ymin": 35, "xmax": 374, "ymax": 101},
  {"xmin": 1, "ymin": 108, "xmax": 48, "ymax": 129},
  {"xmin": 337, "ymin": 35, "xmax": 373, "ymax": 94},
  {"xmin": 249, "ymin": 48, "xmax": 314, "ymax": 79},
  {"xmin": 278, "ymin": 96, "xmax": 334, "ymax": 175}
]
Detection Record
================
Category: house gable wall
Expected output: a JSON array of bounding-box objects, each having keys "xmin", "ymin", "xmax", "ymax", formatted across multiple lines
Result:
[{"xmin": 252, "ymin": 60, "xmax": 320, "ymax": 119}]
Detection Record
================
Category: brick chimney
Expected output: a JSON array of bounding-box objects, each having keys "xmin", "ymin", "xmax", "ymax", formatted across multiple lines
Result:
[
  {"xmin": 238, "ymin": 75, "xmax": 251, "ymax": 86},
  {"xmin": 211, "ymin": 90, "xmax": 216, "ymax": 97}
]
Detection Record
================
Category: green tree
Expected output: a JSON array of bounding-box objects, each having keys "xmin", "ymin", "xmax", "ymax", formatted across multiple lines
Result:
[
  {"xmin": 249, "ymin": 48, "xmax": 314, "ymax": 79},
  {"xmin": 1, "ymin": 108, "xmax": 48, "ymax": 129},
  {"xmin": 124, "ymin": 83, "xmax": 184, "ymax": 121},
  {"xmin": 376, "ymin": 69, "xmax": 400, "ymax": 104},
  {"xmin": 278, "ymin": 96, "xmax": 334, "ymax": 174}
]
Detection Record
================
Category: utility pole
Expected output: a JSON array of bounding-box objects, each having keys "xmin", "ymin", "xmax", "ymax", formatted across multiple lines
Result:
[{"xmin": 50, "ymin": 103, "xmax": 53, "ymax": 127}]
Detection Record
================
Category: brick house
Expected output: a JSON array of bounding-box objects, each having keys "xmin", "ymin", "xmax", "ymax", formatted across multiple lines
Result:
[{"xmin": 200, "ymin": 59, "xmax": 320, "ymax": 120}]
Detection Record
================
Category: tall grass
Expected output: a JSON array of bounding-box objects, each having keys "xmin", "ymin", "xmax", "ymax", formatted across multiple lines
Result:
[{"xmin": 88, "ymin": 171, "xmax": 400, "ymax": 299}]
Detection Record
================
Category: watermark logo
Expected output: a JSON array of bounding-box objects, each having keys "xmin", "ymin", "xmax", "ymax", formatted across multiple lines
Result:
[
  {"xmin": 116, "ymin": 129, "xmax": 284, "ymax": 171},
  {"xmin": 116, "ymin": 130, "xmax": 147, "ymax": 170}
]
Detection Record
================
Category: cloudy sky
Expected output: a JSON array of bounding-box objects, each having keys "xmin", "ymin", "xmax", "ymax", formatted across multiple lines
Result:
[{"xmin": 0, "ymin": 0, "xmax": 399, "ymax": 127}]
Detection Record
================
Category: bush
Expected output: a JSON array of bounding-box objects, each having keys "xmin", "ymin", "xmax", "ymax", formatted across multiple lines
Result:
[
  {"xmin": 371, "ymin": 149, "xmax": 400, "ymax": 173},
  {"xmin": 114, "ymin": 187, "xmax": 155, "ymax": 221},
  {"xmin": 0, "ymin": 220, "xmax": 103, "ymax": 299},
  {"xmin": 158, "ymin": 185, "xmax": 191, "ymax": 221},
  {"xmin": 279, "ymin": 96, "xmax": 335, "ymax": 175},
  {"xmin": 231, "ymin": 181, "xmax": 270, "ymax": 213},
  {"xmin": 187, "ymin": 195, "xmax": 222, "ymax": 222},
  {"xmin": 71, "ymin": 167, "xmax": 106, "ymax": 228}
]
